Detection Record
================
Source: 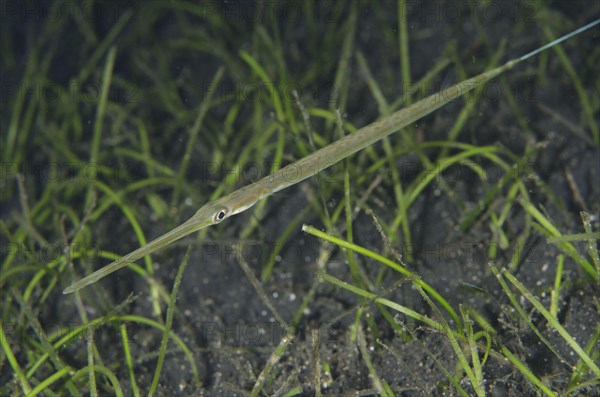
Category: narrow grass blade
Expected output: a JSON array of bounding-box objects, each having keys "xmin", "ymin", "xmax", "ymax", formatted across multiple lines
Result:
[
  {"xmin": 149, "ymin": 246, "xmax": 195, "ymax": 396},
  {"xmin": 303, "ymin": 224, "xmax": 461, "ymax": 330},
  {"xmin": 24, "ymin": 367, "xmax": 73, "ymax": 397},
  {"xmin": 500, "ymin": 345, "xmax": 556, "ymax": 397},
  {"xmin": 502, "ymin": 268, "xmax": 600, "ymax": 377},
  {"xmin": 520, "ymin": 199, "xmax": 596, "ymax": 279},
  {"xmin": 0, "ymin": 321, "xmax": 32, "ymax": 394}
]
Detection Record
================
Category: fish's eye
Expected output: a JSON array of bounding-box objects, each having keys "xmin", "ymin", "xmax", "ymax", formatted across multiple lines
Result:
[{"xmin": 213, "ymin": 208, "xmax": 228, "ymax": 223}]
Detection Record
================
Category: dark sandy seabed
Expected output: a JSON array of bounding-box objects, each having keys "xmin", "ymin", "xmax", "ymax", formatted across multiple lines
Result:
[{"xmin": 1, "ymin": 1, "xmax": 599, "ymax": 396}]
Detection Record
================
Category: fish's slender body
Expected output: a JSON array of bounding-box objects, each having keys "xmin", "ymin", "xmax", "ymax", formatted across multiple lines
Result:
[{"xmin": 63, "ymin": 19, "xmax": 600, "ymax": 294}]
